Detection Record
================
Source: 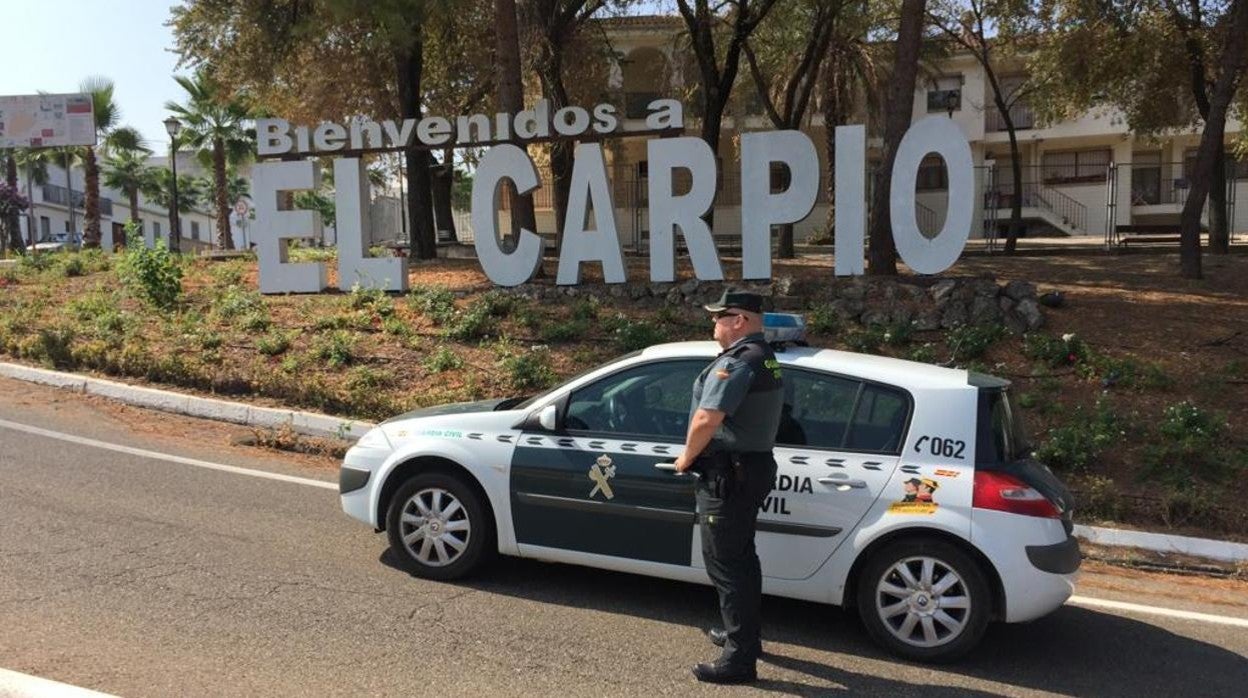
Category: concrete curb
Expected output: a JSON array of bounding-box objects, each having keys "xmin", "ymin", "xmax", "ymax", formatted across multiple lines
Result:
[
  {"xmin": 1074, "ymin": 524, "xmax": 1248, "ymax": 564},
  {"xmin": 3, "ymin": 360, "xmax": 1246, "ymax": 564},
  {"xmin": 0, "ymin": 362, "xmax": 375, "ymax": 441}
]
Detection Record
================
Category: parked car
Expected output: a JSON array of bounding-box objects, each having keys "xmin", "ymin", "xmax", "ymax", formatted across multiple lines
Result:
[
  {"xmin": 339, "ymin": 318, "xmax": 1078, "ymax": 662},
  {"xmin": 31, "ymin": 231, "xmax": 82, "ymax": 253}
]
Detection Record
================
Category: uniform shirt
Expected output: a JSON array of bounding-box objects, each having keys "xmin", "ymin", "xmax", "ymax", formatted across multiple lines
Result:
[{"xmin": 690, "ymin": 332, "xmax": 784, "ymax": 453}]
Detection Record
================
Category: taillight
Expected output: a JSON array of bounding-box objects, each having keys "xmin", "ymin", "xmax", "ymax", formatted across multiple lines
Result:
[{"xmin": 973, "ymin": 470, "xmax": 1060, "ymax": 518}]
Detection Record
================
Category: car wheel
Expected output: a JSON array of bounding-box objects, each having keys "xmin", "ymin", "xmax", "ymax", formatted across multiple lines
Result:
[
  {"xmin": 856, "ymin": 538, "xmax": 991, "ymax": 662},
  {"xmin": 385, "ymin": 471, "xmax": 495, "ymax": 581}
]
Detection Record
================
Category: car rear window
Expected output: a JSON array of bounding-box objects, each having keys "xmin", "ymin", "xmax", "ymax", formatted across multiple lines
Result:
[{"xmin": 976, "ymin": 389, "xmax": 1032, "ymax": 464}]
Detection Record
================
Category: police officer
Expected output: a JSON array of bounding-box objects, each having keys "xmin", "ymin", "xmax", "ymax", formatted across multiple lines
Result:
[{"xmin": 673, "ymin": 289, "xmax": 783, "ymax": 684}]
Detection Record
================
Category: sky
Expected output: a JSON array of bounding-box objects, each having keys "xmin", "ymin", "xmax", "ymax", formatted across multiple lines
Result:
[{"xmin": 0, "ymin": 1, "xmax": 189, "ymax": 150}]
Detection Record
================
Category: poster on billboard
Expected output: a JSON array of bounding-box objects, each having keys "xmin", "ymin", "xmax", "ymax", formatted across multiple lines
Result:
[{"xmin": 0, "ymin": 93, "xmax": 96, "ymax": 149}]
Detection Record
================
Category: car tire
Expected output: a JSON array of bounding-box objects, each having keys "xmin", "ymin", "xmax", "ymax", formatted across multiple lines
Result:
[
  {"xmin": 385, "ymin": 471, "xmax": 495, "ymax": 581},
  {"xmin": 856, "ymin": 537, "xmax": 991, "ymax": 663}
]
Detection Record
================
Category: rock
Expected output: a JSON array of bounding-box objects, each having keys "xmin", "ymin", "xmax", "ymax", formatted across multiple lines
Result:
[
  {"xmin": 628, "ymin": 285, "xmax": 648, "ymax": 300},
  {"xmin": 1039, "ymin": 290, "xmax": 1066, "ymax": 308},
  {"xmin": 1015, "ymin": 298, "xmax": 1044, "ymax": 331},
  {"xmin": 891, "ymin": 306, "xmax": 915, "ymax": 325},
  {"xmin": 679, "ymin": 278, "xmax": 700, "ymax": 296},
  {"xmin": 1004, "ymin": 312, "xmax": 1028, "ymax": 335},
  {"xmin": 914, "ymin": 309, "xmax": 941, "ymax": 331},
  {"xmin": 940, "ymin": 302, "xmax": 969, "ymax": 329},
  {"xmin": 665, "ymin": 287, "xmax": 682, "ymax": 305},
  {"xmin": 608, "ymin": 285, "xmax": 626, "ymax": 298},
  {"xmin": 861, "ymin": 309, "xmax": 890, "ymax": 326},
  {"xmin": 970, "ymin": 295, "xmax": 1003, "ymax": 324},
  {"xmin": 973, "ymin": 278, "xmax": 999, "ymax": 297},
  {"xmin": 930, "ymin": 279, "xmax": 958, "ymax": 306},
  {"xmin": 830, "ymin": 298, "xmax": 865, "ymax": 319},
  {"xmin": 998, "ymin": 296, "xmax": 1016, "ymax": 313},
  {"xmin": 902, "ymin": 284, "xmax": 926, "ymax": 301},
  {"xmin": 841, "ymin": 282, "xmax": 867, "ymax": 300},
  {"xmin": 773, "ymin": 275, "xmax": 795, "ymax": 296},
  {"xmin": 1004, "ymin": 280, "xmax": 1037, "ymax": 302}
]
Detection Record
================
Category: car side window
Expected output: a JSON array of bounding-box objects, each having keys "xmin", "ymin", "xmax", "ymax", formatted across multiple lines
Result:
[
  {"xmin": 565, "ymin": 360, "xmax": 705, "ymax": 439},
  {"xmin": 779, "ymin": 370, "xmax": 861, "ymax": 449},
  {"xmin": 845, "ymin": 384, "xmax": 910, "ymax": 453}
]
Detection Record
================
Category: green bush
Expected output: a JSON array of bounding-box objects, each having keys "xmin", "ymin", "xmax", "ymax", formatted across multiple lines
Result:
[
  {"xmin": 499, "ymin": 347, "xmax": 556, "ymax": 392},
  {"xmin": 1142, "ymin": 401, "xmax": 1241, "ymax": 484},
  {"xmin": 116, "ymin": 241, "xmax": 182, "ymax": 310},
  {"xmin": 313, "ymin": 330, "xmax": 357, "ymax": 368},
  {"xmin": 20, "ymin": 326, "xmax": 76, "ymax": 367},
  {"xmin": 906, "ymin": 342, "xmax": 937, "ymax": 364},
  {"xmin": 844, "ymin": 326, "xmax": 885, "ymax": 353},
  {"xmin": 1022, "ymin": 332, "xmax": 1091, "ymax": 368},
  {"xmin": 881, "ymin": 320, "xmax": 915, "ymax": 347},
  {"xmin": 444, "ymin": 304, "xmax": 495, "ymax": 341},
  {"xmin": 60, "ymin": 256, "xmax": 86, "ymax": 277},
  {"xmin": 208, "ymin": 261, "xmax": 245, "ymax": 288},
  {"xmin": 540, "ymin": 317, "xmax": 590, "ymax": 343},
  {"xmin": 240, "ymin": 311, "xmax": 273, "ymax": 332},
  {"xmin": 1033, "ymin": 399, "xmax": 1125, "ymax": 472},
  {"xmin": 946, "ymin": 323, "xmax": 1006, "ymax": 362},
  {"xmin": 257, "ymin": 331, "xmax": 293, "ymax": 356},
  {"xmin": 198, "ymin": 331, "xmax": 224, "ymax": 350},
  {"xmin": 348, "ymin": 283, "xmax": 395, "ymax": 316},
  {"xmin": 806, "ymin": 303, "xmax": 842, "ymax": 336},
  {"xmin": 424, "ymin": 345, "xmax": 463, "ymax": 373},
  {"xmin": 346, "ymin": 366, "xmax": 394, "ymax": 391},
  {"xmin": 381, "ymin": 315, "xmax": 411, "ymax": 337},
  {"xmin": 607, "ymin": 314, "xmax": 667, "ymax": 352},
  {"xmin": 476, "ymin": 289, "xmax": 521, "ymax": 317},
  {"xmin": 212, "ymin": 286, "xmax": 264, "ymax": 319},
  {"xmin": 409, "ymin": 285, "xmax": 456, "ymax": 324},
  {"xmin": 18, "ymin": 254, "xmax": 54, "ymax": 273},
  {"xmin": 572, "ymin": 297, "xmax": 601, "ymax": 321}
]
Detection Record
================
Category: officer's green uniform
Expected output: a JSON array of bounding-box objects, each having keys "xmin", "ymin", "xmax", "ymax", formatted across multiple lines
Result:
[{"xmin": 690, "ymin": 326, "xmax": 783, "ymax": 670}]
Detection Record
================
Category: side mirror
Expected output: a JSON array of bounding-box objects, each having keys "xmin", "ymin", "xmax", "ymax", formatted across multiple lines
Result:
[{"xmin": 538, "ymin": 404, "xmax": 559, "ymax": 432}]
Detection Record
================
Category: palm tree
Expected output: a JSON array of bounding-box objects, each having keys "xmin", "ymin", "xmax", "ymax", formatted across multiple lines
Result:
[
  {"xmin": 142, "ymin": 168, "xmax": 207, "ymax": 219},
  {"xmin": 102, "ymin": 148, "xmax": 157, "ymax": 232},
  {"xmin": 78, "ymin": 76, "xmax": 145, "ymax": 248},
  {"xmin": 14, "ymin": 148, "xmax": 57, "ymax": 248},
  {"xmin": 165, "ymin": 71, "xmax": 256, "ymax": 250}
]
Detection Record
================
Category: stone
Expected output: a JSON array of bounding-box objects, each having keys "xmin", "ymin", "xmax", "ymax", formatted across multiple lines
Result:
[
  {"xmin": 999, "ymin": 296, "xmax": 1016, "ymax": 313},
  {"xmin": 841, "ymin": 283, "xmax": 867, "ymax": 301},
  {"xmin": 970, "ymin": 296, "xmax": 1003, "ymax": 324},
  {"xmin": 902, "ymin": 284, "xmax": 926, "ymax": 301},
  {"xmin": 930, "ymin": 279, "xmax": 958, "ymax": 306},
  {"xmin": 608, "ymin": 285, "xmax": 626, "ymax": 297},
  {"xmin": 628, "ymin": 285, "xmax": 648, "ymax": 300},
  {"xmin": 773, "ymin": 275, "xmax": 795, "ymax": 296},
  {"xmin": 665, "ymin": 287, "xmax": 682, "ymax": 305},
  {"xmin": 679, "ymin": 278, "xmax": 699, "ymax": 296},
  {"xmin": 1015, "ymin": 298, "xmax": 1044, "ymax": 331},
  {"xmin": 831, "ymin": 298, "xmax": 865, "ymax": 319},
  {"xmin": 861, "ymin": 309, "xmax": 890, "ymax": 326},
  {"xmin": 1004, "ymin": 280, "xmax": 1037, "ymax": 302},
  {"xmin": 941, "ymin": 302, "xmax": 969, "ymax": 329},
  {"xmin": 914, "ymin": 309, "xmax": 941, "ymax": 331},
  {"xmin": 973, "ymin": 278, "xmax": 999, "ymax": 297}
]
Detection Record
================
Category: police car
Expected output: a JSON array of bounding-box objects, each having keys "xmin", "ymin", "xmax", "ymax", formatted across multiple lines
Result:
[{"xmin": 339, "ymin": 315, "xmax": 1079, "ymax": 662}]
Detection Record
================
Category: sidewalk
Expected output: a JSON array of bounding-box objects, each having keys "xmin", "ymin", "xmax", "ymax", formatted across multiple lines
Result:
[{"xmin": 2, "ymin": 359, "xmax": 1246, "ymax": 564}]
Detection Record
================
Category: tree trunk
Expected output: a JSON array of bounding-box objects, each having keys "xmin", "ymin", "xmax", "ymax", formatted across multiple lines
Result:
[
  {"xmin": 1004, "ymin": 122, "xmax": 1025, "ymax": 252},
  {"xmin": 1179, "ymin": 0, "xmax": 1248, "ymax": 279},
  {"xmin": 432, "ymin": 155, "xmax": 456, "ymax": 241},
  {"xmin": 699, "ymin": 99, "xmax": 725, "ymax": 230},
  {"xmin": 867, "ymin": 0, "xmax": 926, "ymax": 276},
  {"xmin": 213, "ymin": 139, "xmax": 234, "ymax": 250},
  {"xmin": 83, "ymin": 147, "xmax": 101, "ymax": 248},
  {"xmin": 821, "ymin": 39, "xmax": 854, "ymax": 242},
  {"xmin": 496, "ymin": 0, "xmax": 537, "ymax": 248},
  {"xmin": 396, "ymin": 35, "xmax": 436, "ymax": 260},
  {"xmin": 4, "ymin": 154, "xmax": 21, "ymax": 253},
  {"xmin": 1208, "ymin": 149, "xmax": 1230, "ymax": 254}
]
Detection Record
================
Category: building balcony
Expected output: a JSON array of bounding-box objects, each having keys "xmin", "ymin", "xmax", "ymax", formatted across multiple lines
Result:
[
  {"xmin": 986, "ymin": 103, "xmax": 1035, "ymax": 132},
  {"xmin": 41, "ymin": 183, "xmax": 113, "ymax": 217}
]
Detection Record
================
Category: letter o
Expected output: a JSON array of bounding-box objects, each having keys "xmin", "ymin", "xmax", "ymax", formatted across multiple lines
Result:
[
  {"xmin": 554, "ymin": 106, "xmax": 591, "ymax": 137},
  {"xmin": 889, "ymin": 116, "xmax": 974, "ymax": 275}
]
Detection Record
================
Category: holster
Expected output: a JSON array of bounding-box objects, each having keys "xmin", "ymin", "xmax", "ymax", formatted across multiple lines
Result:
[{"xmin": 694, "ymin": 452, "xmax": 739, "ymax": 500}]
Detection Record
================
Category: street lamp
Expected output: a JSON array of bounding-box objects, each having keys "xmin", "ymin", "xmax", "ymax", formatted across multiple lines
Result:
[{"xmin": 163, "ymin": 116, "xmax": 182, "ymax": 253}]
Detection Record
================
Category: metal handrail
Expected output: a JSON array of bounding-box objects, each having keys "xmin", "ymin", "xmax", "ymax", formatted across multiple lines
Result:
[
  {"xmin": 915, "ymin": 201, "xmax": 940, "ymax": 236},
  {"xmin": 986, "ymin": 102, "xmax": 1035, "ymax": 132}
]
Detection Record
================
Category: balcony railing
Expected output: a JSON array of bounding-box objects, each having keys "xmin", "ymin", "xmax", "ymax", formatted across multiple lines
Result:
[
  {"xmin": 41, "ymin": 183, "xmax": 113, "ymax": 217},
  {"xmin": 986, "ymin": 103, "xmax": 1035, "ymax": 132}
]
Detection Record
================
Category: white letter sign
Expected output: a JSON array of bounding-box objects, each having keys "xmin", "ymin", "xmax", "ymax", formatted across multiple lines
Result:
[
  {"xmin": 252, "ymin": 161, "xmax": 329, "ymax": 294},
  {"xmin": 334, "ymin": 158, "xmax": 408, "ymax": 292},
  {"xmin": 890, "ymin": 116, "xmax": 974, "ymax": 275},
  {"xmin": 556, "ymin": 144, "xmax": 627, "ymax": 285},
  {"xmin": 740, "ymin": 131, "xmax": 819, "ymax": 280},
  {"xmin": 647, "ymin": 137, "xmax": 722, "ymax": 282},
  {"xmin": 471, "ymin": 145, "xmax": 544, "ymax": 287}
]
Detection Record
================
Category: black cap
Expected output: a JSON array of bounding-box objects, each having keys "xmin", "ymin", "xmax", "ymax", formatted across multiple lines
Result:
[{"xmin": 703, "ymin": 289, "xmax": 763, "ymax": 314}]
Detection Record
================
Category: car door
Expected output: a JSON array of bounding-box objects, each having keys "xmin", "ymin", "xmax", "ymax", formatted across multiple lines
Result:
[
  {"xmin": 510, "ymin": 359, "xmax": 706, "ymax": 566},
  {"xmin": 751, "ymin": 372, "xmax": 913, "ymax": 580}
]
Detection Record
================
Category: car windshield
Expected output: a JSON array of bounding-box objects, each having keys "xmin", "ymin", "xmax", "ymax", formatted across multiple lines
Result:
[
  {"xmin": 977, "ymin": 389, "xmax": 1032, "ymax": 464},
  {"xmin": 511, "ymin": 350, "xmax": 643, "ymax": 411}
]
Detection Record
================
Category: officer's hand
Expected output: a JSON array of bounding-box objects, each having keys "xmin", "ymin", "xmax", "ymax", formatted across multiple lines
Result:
[{"xmin": 674, "ymin": 455, "xmax": 692, "ymax": 473}]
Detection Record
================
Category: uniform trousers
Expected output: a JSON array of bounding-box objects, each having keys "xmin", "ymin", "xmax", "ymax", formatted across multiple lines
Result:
[{"xmin": 695, "ymin": 453, "xmax": 778, "ymax": 667}]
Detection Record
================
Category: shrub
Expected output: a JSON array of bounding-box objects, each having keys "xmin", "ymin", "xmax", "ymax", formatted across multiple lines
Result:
[
  {"xmin": 257, "ymin": 331, "xmax": 293, "ymax": 356},
  {"xmin": 881, "ymin": 320, "xmax": 915, "ymax": 347},
  {"xmin": 60, "ymin": 256, "xmax": 86, "ymax": 277},
  {"xmin": 540, "ymin": 317, "xmax": 590, "ymax": 343},
  {"xmin": 212, "ymin": 286, "xmax": 264, "ymax": 319},
  {"xmin": 1022, "ymin": 332, "xmax": 1091, "ymax": 368},
  {"xmin": 409, "ymin": 285, "xmax": 456, "ymax": 324},
  {"xmin": 906, "ymin": 342, "xmax": 937, "ymax": 364},
  {"xmin": 444, "ymin": 304, "xmax": 495, "ymax": 341},
  {"xmin": 844, "ymin": 326, "xmax": 885, "ymax": 353},
  {"xmin": 20, "ymin": 325, "xmax": 76, "ymax": 367},
  {"xmin": 348, "ymin": 283, "xmax": 395, "ymax": 316},
  {"xmin": 499, "ymin": 346, "xmax": 556, "ymax": 392},
  {"xmin": 1142, "ymin": 401, "xmax": 1240, "ymax": 484},
  {"xmin": 606, "ymin": 314, "xmax": 667, "ymax": 352},
  {"xmin": 476, "ymin": 289, "xmax": 521, "ymax": 317},
  {"xmin": 198, "ymin": 331, "xmax": 224, "ymax": 350},
  {"xmin": 116, "ymin": 240, "xmax": 182, "ymax": 310},
  {"xmin": 946, "ymin": 323, "xmax": 1006, "ymax": 362},
  {"xmin": 381, "ymin": 315, "xmax": 411, "ymax": 337},
  {"xmin": 571, "ymin": 297, "xmax": 601, "ymax": 321},
  {"xmin": 240, "ymin": 311, "xmax": 273, "ymax": 332},
  {"xmin": 1033, "ymin": 399, "xmax": 1125, "ymax": 472},
  {"xmin": 806, "ymin": 303, "xmax": 842, "ymax": 336},
  {"xmin": 424, "ymin": 346, "xmax": 463, "ymax": 373},
  {"xmin": 313, "ymin": 331, "xmax": 357, "ymax": 368},
  {"xmin": 208, "ymin": 261, "xmax": 245, "ymax": 288},
  {"xmin": 18, "ymin": 254, "xmax": 54, "ymax": 273},
  {"xmin": 346, "ymin": 366, "xmax": 394, "ymax": 391}
]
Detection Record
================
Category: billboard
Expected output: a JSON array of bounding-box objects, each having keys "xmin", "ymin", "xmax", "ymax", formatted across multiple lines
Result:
[{"xmin": 0, "ymin": 93, "xmax": 96, "ymax": 149}]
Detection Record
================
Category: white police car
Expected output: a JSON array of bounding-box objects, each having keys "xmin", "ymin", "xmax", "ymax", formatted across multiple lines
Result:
[{"xmin": 339, "ymin": 316, "xmax": 1079, "ymax": 662}]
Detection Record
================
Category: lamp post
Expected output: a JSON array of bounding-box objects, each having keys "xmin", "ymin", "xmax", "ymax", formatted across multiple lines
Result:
[{"xmin": 163, "ymin": 117, "xmax": 182, "ymax": 253}]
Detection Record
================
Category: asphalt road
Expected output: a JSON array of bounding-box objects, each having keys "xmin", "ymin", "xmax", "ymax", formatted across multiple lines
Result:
[{"xmin": 1, "ymin": 377, "xmax": 1246, "ymax": 696}]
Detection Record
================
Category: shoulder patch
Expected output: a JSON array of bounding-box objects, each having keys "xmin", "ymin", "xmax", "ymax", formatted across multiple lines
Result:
[{"xmin": 715, "ymin": 368, "xmax": 731, "ymax": 379}]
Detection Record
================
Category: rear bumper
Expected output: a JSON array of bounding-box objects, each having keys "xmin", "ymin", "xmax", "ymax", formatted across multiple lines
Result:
[{"xmin": 1026, "ymin": 534, "xmax": 1081, "ymax": 575}]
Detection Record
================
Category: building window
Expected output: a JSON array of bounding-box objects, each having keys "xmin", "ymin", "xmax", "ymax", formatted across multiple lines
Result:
[
  {"xmin": 191, "ymin": 221, "xmax": 201, "ymax": 240},
  {"xmin": 1183, "ymin": 149, "xmax": 1248, "ymax": 180},
  {"xmin": 64, "ymin": 220, "xmax": 72, "ymax": 233},
  {"xmin": 1041, "ymin": 149, "xmax": 1111, "ymax": 184},
  {"xmin": 916, "ymin": 155, "xmax": 948, "ymax": 191},
  {"xmin": 154, "ymin": 221, "xmax": 161, "ymax": 239},
  {"xmin": 927, "ymin": 75, "xmax": 962, "ymax": 113},
  {"xmin": 40, "ymin": 216, "xmax": 50, "ymax": 238}
]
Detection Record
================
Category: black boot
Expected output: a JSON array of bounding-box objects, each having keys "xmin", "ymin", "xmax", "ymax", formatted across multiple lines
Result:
[
  {"xmin": 692, "ymin": 661, "xmax": 757, "ymax": 685},
  {"xmin": 706, "ymin": 627, "xmax": 728, "ymax": 647}
]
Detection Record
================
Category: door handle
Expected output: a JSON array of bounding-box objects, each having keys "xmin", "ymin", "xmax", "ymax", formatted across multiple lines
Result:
[
  {"xmin": 818, "ymin": 477, "xmax": 868, "ymax": 490},
  {"xmin": 655, "ymin": 462, "xmax": 700, "ymax": 478}
]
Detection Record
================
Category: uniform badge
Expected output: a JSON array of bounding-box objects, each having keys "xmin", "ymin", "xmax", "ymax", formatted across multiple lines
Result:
[
  {"xmin": 588, "ymin": 454, "xmax": 616, "ymax": 500},
  {"xmin": 715, "ymin": 368, "xmax": 731, "ymax": 379}
]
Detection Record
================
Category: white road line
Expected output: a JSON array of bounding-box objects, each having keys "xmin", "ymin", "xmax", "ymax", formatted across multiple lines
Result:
[
  {"xmin": 0, "ymin": 417, "xmax": 337, "ymax": 491},
  {"xmin": 0, "ymin": 667, "xmax": 118, "ymax": 697},
  {"xmin": 6, "ymin": 417, "xmax": 1248, "ymax": 631},
  {"xmin": 1067, "ymin": 596, "xmax": 1248, "ymax": 628}
]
